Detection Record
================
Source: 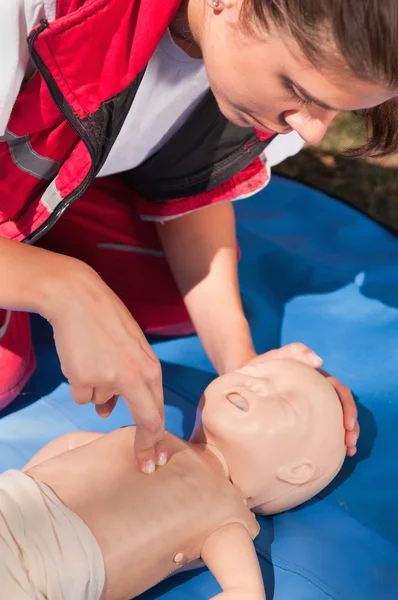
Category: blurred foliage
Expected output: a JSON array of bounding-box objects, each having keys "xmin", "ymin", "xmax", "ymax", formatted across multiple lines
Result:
[{"xmin": 275, "ymin": 113, "xmax": 398, "ymax": 232}]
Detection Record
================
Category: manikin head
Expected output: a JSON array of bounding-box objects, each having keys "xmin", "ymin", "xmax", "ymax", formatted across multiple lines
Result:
[{"xmin": 191, "ymin": 359, "xmax": 345, "ymax": 515}]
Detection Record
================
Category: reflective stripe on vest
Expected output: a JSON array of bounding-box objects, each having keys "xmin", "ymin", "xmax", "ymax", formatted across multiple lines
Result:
[
  {"xmin": 0, "ymin": 310, "xmax": 11, "ymax": 341},
  {"xmin": 0, "ymin": 129, "xmax": 62, "ymax": 181},
  {"xmin": 97, "ymin": 242, "xmax": 165, "ymax": 257},
  {"xmin": 41, "ymin": 180, "xmax": 63, "ymax": 212}
]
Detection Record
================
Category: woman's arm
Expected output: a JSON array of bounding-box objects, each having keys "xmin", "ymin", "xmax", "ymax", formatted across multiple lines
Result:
[
  {"xmin": 156, "ymin": 201, "xmax": 256, "ymax": 374},
  {"xmin": 0, "ymin": 236, "xmax": 72, "ymax": 314},
  {"xmin": 0, "ymin": 237, "xmax": 165, "ymax": 472},
  {"xmin": 156, "ymin": 206, "xmax": 359, "ymax": 455}
]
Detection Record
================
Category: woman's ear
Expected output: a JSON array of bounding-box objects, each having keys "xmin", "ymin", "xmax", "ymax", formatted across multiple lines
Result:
[
  {"xmin": 208, "ymin": 0, "xmax": 235, "ymax": 10},
  {"xmin": 277, "ymin": 459, "xmax": 320, "ymax": 485}
]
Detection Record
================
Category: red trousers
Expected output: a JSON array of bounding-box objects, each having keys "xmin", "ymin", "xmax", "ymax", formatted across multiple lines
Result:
[{"xmin": 0, "ymin": 175, "xmax": 193, "ymax": 410}]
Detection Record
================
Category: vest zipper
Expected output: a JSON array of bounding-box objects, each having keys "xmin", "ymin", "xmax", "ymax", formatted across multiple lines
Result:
[{"xmin": 25, "ymin": 19, "xmax": 96, "ymax": 244}]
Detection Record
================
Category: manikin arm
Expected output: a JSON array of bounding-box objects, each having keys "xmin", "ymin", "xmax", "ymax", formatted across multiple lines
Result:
[
  {"xmin": 22, "ymin": 431, "xmax": 104, "ymax": 471},
  {"xmin": 201, "ymin": 523, "xmax": 266, "ymax": 600}
]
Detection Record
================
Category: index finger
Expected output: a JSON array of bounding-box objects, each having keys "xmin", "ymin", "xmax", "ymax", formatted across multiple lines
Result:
[{"xmin": 121, "ymin": 378, "xmax": 165, "ymax": 473}]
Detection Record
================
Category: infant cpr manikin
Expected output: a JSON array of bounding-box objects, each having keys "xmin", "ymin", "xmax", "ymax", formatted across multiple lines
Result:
[{"xmin": 1, "ymin": 358, "xmax": 346, "ymax": 600}]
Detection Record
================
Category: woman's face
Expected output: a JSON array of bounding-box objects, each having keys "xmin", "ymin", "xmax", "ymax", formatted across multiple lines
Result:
[{"xmin": 187, "ymin": 0, "xmax": 396, "ymax": 144}]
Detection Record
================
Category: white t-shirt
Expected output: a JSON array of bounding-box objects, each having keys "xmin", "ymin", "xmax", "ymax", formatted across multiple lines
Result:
[
  {"xmin": 98, "ymin": 30, "xmax": 209, "ymax": 177},
  {"xmin": 0, "ymin": 0, "xmax": 304, "ymax": 170},
  {"xmin": 0, "ymin": 0, "xmax": 55, "ymax": 135}
]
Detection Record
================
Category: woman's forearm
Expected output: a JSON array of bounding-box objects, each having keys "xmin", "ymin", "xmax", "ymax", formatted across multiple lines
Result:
[
  {"xmin": 156, "ymin": 202, "xmax": 256, "ymax": 374},
  {"xmin": 189, "ymin": 287, "xmax": 256, "ymax": 375},
  {"xmin": 182, "ymin": 241, "xmax": 255, "ymax": 374},
  {"xmin": 0, "ymin": 236, "xmax": 81, "ymax": 318}
]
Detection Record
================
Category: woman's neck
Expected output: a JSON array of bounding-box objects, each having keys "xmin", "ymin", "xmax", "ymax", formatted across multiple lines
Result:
[{"xmin": 169, "ymin": 0, "xmax": 203, "ymax": 58}]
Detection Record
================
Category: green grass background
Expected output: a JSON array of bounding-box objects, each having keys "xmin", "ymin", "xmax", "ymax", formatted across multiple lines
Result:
[{"xmin": 274, "ymin": 113, "xmax": 398, "ymax": 232}]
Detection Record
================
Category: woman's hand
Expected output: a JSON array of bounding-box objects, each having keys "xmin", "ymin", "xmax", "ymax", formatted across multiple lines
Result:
[
  {"xmin": 0, "ymin": 238, "xmax": 165, "ymax": 471},
  {"xmin": 246, "ymin": 343, "xmax": 359, "ymax": 456},
  {"xmin": 318, "ymin": 369, "xmax": 359, "ymax": 457},
  {"xmin": 43, "ymin": 260, "xmax": 166, "ymax": 474}
]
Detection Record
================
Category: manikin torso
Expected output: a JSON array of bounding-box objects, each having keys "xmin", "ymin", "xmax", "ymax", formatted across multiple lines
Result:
[{"xmin": 26, "ymin": 426, "xmax": 259, "ymax": 600}]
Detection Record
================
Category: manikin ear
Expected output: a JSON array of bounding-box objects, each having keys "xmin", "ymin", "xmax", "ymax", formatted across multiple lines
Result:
[{"xmin": 277, "ymin": 460, "xmax": 320, "ymax": 486}]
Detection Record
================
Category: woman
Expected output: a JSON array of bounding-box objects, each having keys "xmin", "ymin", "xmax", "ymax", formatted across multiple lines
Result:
[{"xmin": 2, "ymin": 0, "xmax": 394, "ymax": 471}]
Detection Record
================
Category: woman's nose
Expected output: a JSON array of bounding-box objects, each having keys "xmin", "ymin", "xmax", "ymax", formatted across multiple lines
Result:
[{"xmin": 284, "ymin": 109, "xmax": 337, "ymax": 144}]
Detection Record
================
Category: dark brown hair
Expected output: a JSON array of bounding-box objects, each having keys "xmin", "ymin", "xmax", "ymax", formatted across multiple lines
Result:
[{"xmin": 242, "ymin": 0, "xmax": 398, "ymax": 157}]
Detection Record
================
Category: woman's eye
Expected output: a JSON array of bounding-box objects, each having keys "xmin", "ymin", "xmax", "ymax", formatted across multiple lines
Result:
[
  {"xmin": 290, "ymin": 91, "xmax": 314, "ymax": 108},
  {"xmin": 285, "ymin": 82, "xmax": 315, "ymax": 109}
]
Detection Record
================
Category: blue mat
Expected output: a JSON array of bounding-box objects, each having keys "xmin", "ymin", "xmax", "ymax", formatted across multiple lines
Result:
[{"xmin": 1, "ymin": 175, "xmax": 397, "ymax": 600}]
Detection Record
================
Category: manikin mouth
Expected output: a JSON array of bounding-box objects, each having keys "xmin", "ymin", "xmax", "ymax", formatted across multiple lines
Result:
[{"xmin": 225, "ymin": 392, "xmax": 249, "ymax": 412}]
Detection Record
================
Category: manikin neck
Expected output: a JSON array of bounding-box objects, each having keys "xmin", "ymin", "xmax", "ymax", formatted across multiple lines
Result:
[
  {"xmin": 189, "ymin": 426, "xmax": 230, "ymax": 480},
  {"xmin": 193, "ymin": 442, "xmax": 231, "ymax": 480}
]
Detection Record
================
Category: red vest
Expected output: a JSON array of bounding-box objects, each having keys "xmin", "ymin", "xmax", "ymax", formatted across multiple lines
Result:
[
  {"xmin": 0, "ymin": 0, "xmax": 272, "ymax": 244},
  {"xmin": 0, "ymin": 0, "xmax": 180, "ymax": 243}
]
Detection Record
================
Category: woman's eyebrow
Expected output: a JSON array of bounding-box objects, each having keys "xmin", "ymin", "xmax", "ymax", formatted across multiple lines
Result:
[{"xmin": 281, "ymin": 74, "xmax": 340, "ymax": 111}]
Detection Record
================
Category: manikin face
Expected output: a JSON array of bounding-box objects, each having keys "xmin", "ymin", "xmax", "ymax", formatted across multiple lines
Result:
[
  {"xmin": 186, "ymin": 0, "xmax": 397, "ymax": 144},
  {"xmin": 195, "ymin": 359, "xmax": 345, "ymax": 513}
]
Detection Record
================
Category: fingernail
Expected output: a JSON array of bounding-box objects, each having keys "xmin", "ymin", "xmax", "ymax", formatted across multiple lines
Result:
[
  {"xmin": 156, "ymin": 451, "xmax": 168, "ymax": 467},
  {"xmin": 349, "ymin": 418, "xmax": 356, "ymax": 431},
  {"xmin": 143, "ymin": 459, "xmax": 155, "ymax": 474},
  {"xmin": 309, "ymin": 352, "xmax": 323, "ymax": 367}
]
